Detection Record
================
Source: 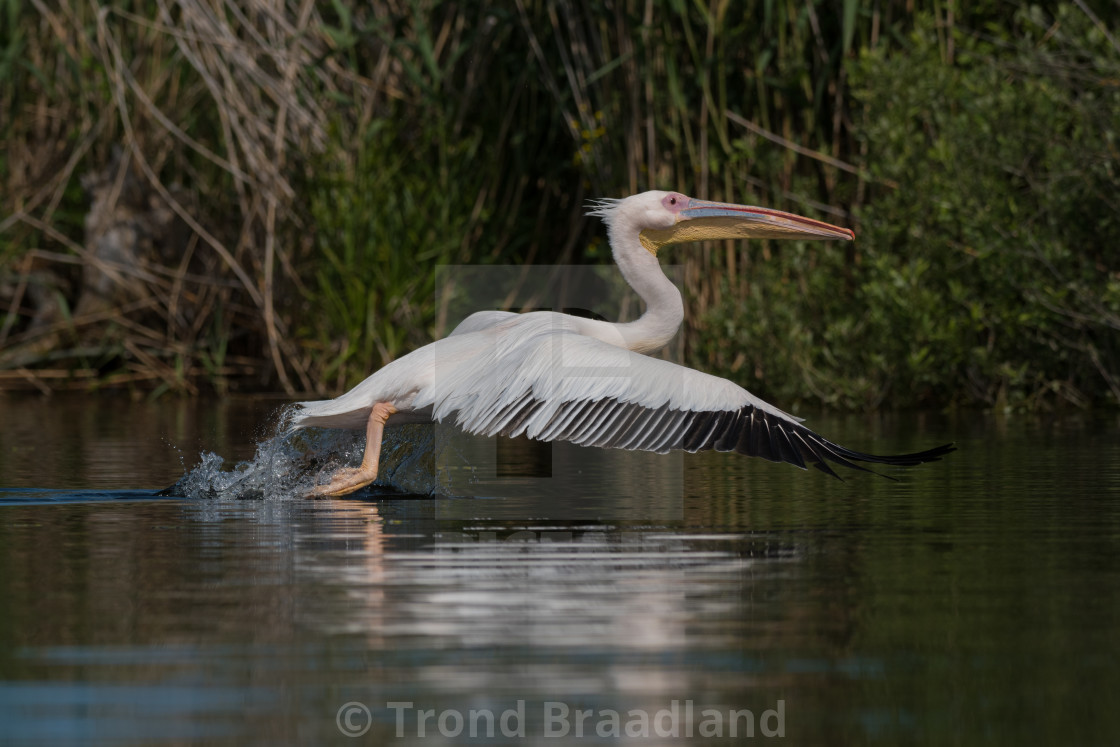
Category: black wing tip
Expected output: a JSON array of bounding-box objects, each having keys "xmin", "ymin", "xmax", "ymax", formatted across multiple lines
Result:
[
  {"xmin": 908, "ymin": 442, "xmax": 957, "ymax": 463},
  {"xmin": 818, "ymin": 441, "xmax": 956, "ymax": 480},
  {"xmin": 846, "ymin": 442, "xmax": 957, "ymax": 467},
  {"xmin": 714, "ymin": 405, "xmax": 956, "ymax": 480}
]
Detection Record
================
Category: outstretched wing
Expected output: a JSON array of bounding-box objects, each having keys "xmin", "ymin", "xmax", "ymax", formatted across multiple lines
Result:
[{"xmin": 414, "ymin": 320, "xmax": 953, "ymax": 478}]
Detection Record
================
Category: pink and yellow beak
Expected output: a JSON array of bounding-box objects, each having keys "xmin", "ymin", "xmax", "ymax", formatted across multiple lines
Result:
[{"xmin": 640, "ymin": 198, "xmax": 854, "ymax": 255}]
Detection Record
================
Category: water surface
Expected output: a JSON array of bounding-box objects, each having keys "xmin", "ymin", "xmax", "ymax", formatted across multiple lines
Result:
[{"xmin": 0, "ymin": 394, "xmax": 1118, "ymax": 745}]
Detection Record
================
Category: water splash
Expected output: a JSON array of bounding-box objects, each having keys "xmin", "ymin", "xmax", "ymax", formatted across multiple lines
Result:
[{"xmin": 167, "ymin": 407, "xmax": 442, "ymax": 500}]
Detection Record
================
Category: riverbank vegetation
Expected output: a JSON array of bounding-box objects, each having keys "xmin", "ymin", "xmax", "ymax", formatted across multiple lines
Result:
[{"xmin": 2, "ymin": 1, "xmax": 1117, "ymax": 410}]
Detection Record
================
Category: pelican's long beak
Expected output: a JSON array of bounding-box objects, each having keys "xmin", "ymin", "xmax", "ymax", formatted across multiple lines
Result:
[{"xmin": 639, "ymin": 198, "xmax": 854, "ymax": 255}]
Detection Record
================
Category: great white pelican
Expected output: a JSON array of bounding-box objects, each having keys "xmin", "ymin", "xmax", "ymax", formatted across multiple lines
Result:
[{"xmin": 293, "ymin": 190, "xmax": 952, "ymax": 497}]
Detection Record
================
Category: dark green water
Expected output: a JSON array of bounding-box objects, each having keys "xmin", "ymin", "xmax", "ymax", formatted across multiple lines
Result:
[{"xmin": 0, "ymin": 394, "xmax": 1118, "ymax": 745}]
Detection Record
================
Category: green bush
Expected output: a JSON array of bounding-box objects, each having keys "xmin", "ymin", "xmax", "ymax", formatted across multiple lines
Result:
[
  {"xmin": 853, "ymin": 6, "xmax": 1120, "ymax": 409},
  {"xmin": 697, "ymin": 6, "xmax": 1120, "ymax": 411}
]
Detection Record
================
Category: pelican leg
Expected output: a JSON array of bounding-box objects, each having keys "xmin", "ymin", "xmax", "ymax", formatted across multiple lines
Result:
[{"xmin": 310, "ymin": 402, "xmax": 397, "ymax": 498}]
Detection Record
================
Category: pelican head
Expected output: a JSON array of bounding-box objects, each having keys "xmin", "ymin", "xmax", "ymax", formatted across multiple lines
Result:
[{"xmin": 588, "ymin": 190, "xmax": 854, "ymax": 255}]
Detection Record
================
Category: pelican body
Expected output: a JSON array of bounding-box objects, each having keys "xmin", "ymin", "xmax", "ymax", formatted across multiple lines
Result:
[{"xmin": 294, "ymin": 191, "xmax": 951, "ymax": 496}]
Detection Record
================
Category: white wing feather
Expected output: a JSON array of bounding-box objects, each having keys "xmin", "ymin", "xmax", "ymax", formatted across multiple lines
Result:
[{"xmin": 291, "ymin": 314, "xmax": 953, "ymax": 475}]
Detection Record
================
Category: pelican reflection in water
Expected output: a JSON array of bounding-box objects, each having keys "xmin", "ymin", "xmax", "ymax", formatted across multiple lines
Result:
[{"xmin": 292, "ymin": 191, "xmax": 952, "ymax": 497}]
